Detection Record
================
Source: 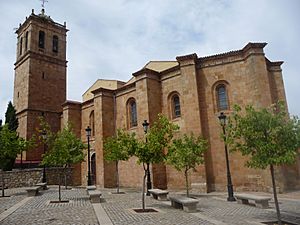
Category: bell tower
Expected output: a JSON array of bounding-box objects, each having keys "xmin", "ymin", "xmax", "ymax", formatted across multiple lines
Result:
[{"xmin": 14, "ymin": 8, "xmax": 68, "ymax": 160}]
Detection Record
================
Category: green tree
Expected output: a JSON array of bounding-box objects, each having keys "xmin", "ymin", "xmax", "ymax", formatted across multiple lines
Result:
[
  {"xmin": 42, "ymin": 123, "xmax": 86, "ymax": 202},
  {"xmin": 226, "ymin": 103, "xmax": 300, "ymax": 225},
  {"xmin": 2, "ymin": 102, "xmax": 19, "ymax": 170},
  {"xmin": 167, "ymin": 133, "xmax": 208, "ymax": 197},
  {"xmin": 5, "ymin": 101, "xmax": 18, "ymax": 132},
  {"xmin": 0, "ymin": 124, "xmax": 34, "ymax": 196},
  {"xmin": 135, "ymin": 114, "xmax": 179, "ymax": 210},
  {"xmin": 104, "ymin": 129, "xmax": 137, "ymax": 193}
]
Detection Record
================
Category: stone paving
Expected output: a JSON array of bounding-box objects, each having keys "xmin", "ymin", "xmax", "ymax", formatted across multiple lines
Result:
[{"xmin": 0, "ymin": 186, "xmax": 299, "ymax": 225}]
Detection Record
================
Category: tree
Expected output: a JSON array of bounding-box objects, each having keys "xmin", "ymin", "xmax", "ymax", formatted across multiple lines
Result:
[
  {"xmin": 134, "ymin": 114, "xmax": 179, "ymax": 211},
  {"xmin": 5, "ymin": 101, "xmax": 18, "ymax": 132},
  {"xmin": 2, "ymin": 102, "xmax": 19, "ymax": 170},
  {"xmin": 0, "ymin": 124, "xmax": 34, "ymax": 196},
  {"xmin": 41, "ymin": 123, "xmax": 86, "ymax": 202},
  {"xmin": 226, "ymin": 103, "xmax": 300, "ymax": 225},
  {"xmin": 104, "ymin": 129, "xmax": 137, "ymax": 193},
  {"xmin": 167, "ymin": 133, "xmax": 208, "ymax": 197}
]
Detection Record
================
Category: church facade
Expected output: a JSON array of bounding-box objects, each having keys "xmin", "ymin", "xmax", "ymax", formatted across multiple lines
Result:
[{"xmin": 14, "ymin": 10, "xmax": 300, "ymax": 192}]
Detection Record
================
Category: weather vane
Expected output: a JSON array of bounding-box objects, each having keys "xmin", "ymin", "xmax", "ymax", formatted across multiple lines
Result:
[{"xmin": 40, "ymin": 0, "xmax": 48, "ymax": 9}]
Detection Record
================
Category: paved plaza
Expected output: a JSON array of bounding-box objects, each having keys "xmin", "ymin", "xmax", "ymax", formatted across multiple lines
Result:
[{"xmin": 0, "ymin": 186, "xmax": 299, "ymax": 225}]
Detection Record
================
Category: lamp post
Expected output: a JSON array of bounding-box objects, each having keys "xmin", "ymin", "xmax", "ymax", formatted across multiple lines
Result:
[
  {"xmin": 86, "ymin": 126, "xmax": 92, "ymax": 186},
  {"xmin": 142, "ymin": 120, "xmax": 152, "ymax": 196},
  {"xmin": 218, "ymin": 112, "xmax": 236, "ymax": 202},
  {"xmin": 41, "ymin": 130, "xmax": 47, "ymax": 183}
]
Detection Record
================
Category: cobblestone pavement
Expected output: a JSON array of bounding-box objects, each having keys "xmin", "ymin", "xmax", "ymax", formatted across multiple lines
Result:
[
  {"xmin": 0, "ymin": 187, "xmax": 300, "ymax": 225},
  {"xmin": 100, "ymin": 189, "xmax": 300, "ymax": 225},
  {"xmin": 0, "ymin": 187, "xmax": 98, "ymax": 225}
]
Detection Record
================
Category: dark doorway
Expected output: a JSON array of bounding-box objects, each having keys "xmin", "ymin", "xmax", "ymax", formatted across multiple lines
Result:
[{"xmin": 91, "ymin": 153, "xmax": 96, "ymax": 185}]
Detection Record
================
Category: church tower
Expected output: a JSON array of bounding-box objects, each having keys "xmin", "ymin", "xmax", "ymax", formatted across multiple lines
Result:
[{"xmin": 14, "ymin": 8, "xmax": 68, "ymax": 161}]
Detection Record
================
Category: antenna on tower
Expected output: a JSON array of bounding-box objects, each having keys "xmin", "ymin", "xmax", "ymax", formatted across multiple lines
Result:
[{"xmin": 40, "ymin": 0, "xmax": 48, "ymax": 9}]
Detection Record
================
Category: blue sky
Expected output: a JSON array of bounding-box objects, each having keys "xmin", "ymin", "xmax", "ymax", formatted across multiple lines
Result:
[{"xmin": 0, "ymin": 0, "xmax": 299, "ymax": 121}]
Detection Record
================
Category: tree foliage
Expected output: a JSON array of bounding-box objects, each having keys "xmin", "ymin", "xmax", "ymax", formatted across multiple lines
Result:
[
  {"xmin": 5, "ymin": 101, "xmax": 18, "ymax": 132},
  {"xmin": 0, "ymin": 124, "xmax": 19, "ymax": 170},
  {"xmin": 104, "ymin": 129, "xmax": 137, "ymax": 162},
  {"xmin": 226, "ymin": 102, "xmax": 300, "ymax": 225},
  {"xmin": 135, "ymin": 114, "xmax": 179, "ymax": 164},
  {"xmin": 0, "ymin": 124, "xmax": 35, "ymax": 171},
  {"xmin": 167, "ymin": 133, "xmax": 207, "ymax": 196},
  {"xmin": 41, "ymin": 124, "xmax": 86, "ymax": 167},
  {"xmin": 226, "ymin": 103, "xmax": 300, "ymax": 169}
]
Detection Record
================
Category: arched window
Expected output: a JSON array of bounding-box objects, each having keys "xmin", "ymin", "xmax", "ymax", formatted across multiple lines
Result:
[
  {"xmin": 172, "ymin": 94, "xmax": 181, "ymax": 118},
  {"xmin": 52, "ymin": 35, "xmax": 58, "ymax": 52},
  {"xmin": 25, "ymin": 31, "xmax": 28, "ymax": 51},
  {"xmin": 216, "ymin": 84, "xmax": 228, "ymax": 111},
  {"xmin": 127, "ymin": 99, "xmax": 137, "ymax": 128},
  {"xmin": 19, "ymin": 37, "xmax": 23, "ymax": 55},
  {"xmin": 39, "ymin": 31, "xmax": 45, "ymax": 49},
  {"xmin": 89, "ymin": 111, "xmax": 95, "ymax": 137}
]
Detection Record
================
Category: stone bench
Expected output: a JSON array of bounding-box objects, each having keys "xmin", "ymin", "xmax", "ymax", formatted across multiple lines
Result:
[
  {"xmin": 148, "ymin": 189, "xmax": 169, "ymax": 200},
  {"xmin": 169, "ymin": 196, "xmax": 199, "ymax": 213},
  {"xmin": 235, "ymin": 193, "xmax": 271, "ymax": 208},
  {"xmin": 35, "ymin": 182, "xmax": 47, "ymax": 190},
  {"xmin": 86, "ymin": 185, "xmax": 97, "ymax": 194},
  {"xmin": 26, "ymin": 186, "xmax": 40, "ymax": 196},
  {"xmin": 88, "ymin": 190, "xmax": 102, "ymax": 203}
]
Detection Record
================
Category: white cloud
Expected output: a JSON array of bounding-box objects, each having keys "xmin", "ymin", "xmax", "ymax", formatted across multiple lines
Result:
[{"xmin": 1, "ymin": 0, "xmax": 300, "ymax": 121}]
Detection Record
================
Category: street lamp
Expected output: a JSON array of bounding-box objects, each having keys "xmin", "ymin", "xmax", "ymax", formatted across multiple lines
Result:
[
  {"xmin": 41, "ymin": 130, "xmax": 47, "ymax": 183},
  {"xmin": 218, "ymin": 112, "xmax": 236, "ymax": 201},
  {"xmin": 85, "ymin": 126, "xmax": 92, "ymax": 186},
  {"xmin": 142, "ymin": 120, "xmax": 152, "ymax": 196}
]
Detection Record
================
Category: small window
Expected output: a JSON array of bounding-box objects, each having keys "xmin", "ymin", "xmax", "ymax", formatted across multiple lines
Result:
[
  {"xmin": 42, "ymin": 72, "xmax": 45, "ymax": 79},
  {"xmin": 52, "ymin": 35, "xmax": 58, "ymax": 52},
  {"xmin": 216, "ymin": 84, "xmax": 228, "ymax": 111},
  {"xmin": 19, "ymin": 37, "xmax": 23, "ymax": 55},
  {"xmin": 39, "ymin": 31, "xmax": 45, "ymax": 49},
  {"xmin": 128, "ymin": 99, "xmax": 137, "ymax": 128},
  {"xmin": 17, "ymin": 92, "xmax": 20, "ymax": 98},
  {"xmin": 25, "ymin": 31, "xmax": 28, "ymax": 51},
  {"xmin": 172, "ymin": 95, "xmax": 181, "ymax": 118}
]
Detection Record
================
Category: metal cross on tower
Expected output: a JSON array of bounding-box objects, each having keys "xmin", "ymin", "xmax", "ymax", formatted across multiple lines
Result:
[{"xmin": 40, "ymin": 0, "xmax": 48, "ymax": 9}]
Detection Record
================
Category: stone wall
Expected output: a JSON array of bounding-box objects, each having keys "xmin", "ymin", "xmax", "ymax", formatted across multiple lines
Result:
[{"xmin": 1, "ymin": 167, "xmax": 75, "ymax": 188}]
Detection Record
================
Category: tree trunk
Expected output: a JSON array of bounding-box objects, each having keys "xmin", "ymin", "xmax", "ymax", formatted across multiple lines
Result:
[
  {"xmin": 1, "ymin": 170, "xmax": 5, "ymax": 197},
  {"xmin": 64, "ymin": 166, "xmax": 68, "ymax": 190},
  {"xmin": 59, "ymin": 171, "xmax": 62, "ymax": 202},
  {"xmin": 116, "ymin": 161, "xmax": 119, "ymax": 194},
  {"xmin": 185, "ymin": 168, "xmax": 189, "ymax": 197},
  {"xmin": 142, "ymin": 164, "xmax": 147, "ymax": 211},
  {"xmin": 270, "ymin": 164, "xmax": 282, "ymax": 225}
]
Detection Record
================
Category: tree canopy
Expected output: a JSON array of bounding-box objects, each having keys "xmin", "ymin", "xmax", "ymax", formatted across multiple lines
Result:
[
  {"xmin": 135, "ymin": 114, "xmax": 179, "ymax": 164},
  {"xmin": 5, "ymin": 101, "xmax": 18, "ymax": 132},
  {"xmin": 104, "ymin": 129, "xmax": 137, "ymax": 162},
  {"xmin": 226, "ymin": 103, "xmax": 300, "ymax": 169},
  {"xmin": 0, "ymin": 124, "xmax": 19, "ymax": 170},
  {"xmin": 42, "ymin": 124, "xmax": 85, "ymax": 167},
  {"xmin": 167, "ymin": 133, "xmax": 208, "ymax": 196}
]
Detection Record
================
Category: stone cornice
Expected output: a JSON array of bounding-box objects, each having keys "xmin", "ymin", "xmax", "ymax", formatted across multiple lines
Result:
[
  {"xmin": 16, "ymin": 108, "xmax": 61, "ymax": 116},
  {"xmin": 176, "ymin": 53, "xmax": 198, "ymax": 61},
  {"xmin": 14, "ymin": 50, "xmax": 68, "ymax": 69},
  {"xmin": 197, "ymin": 42, "xmax": 267, "ymax": 68},
  {"xmin": 16, "ymin": 10, "xmax": 68, "ymax": 35},
  {"xmin": 132, "ymin": 68, "xmax": 160, "ymax": 77},
  {"xmin": 62, "ymin": 100, "xmax": 82, "ymax": 107}
]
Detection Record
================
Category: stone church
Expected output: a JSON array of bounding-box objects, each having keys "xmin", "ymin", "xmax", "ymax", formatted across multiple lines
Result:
[{"xmin": 13, "ymin": 9, "xmax": 300, "ymax": 192}]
